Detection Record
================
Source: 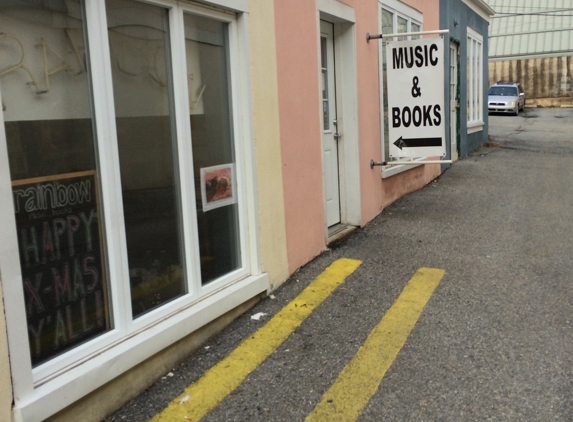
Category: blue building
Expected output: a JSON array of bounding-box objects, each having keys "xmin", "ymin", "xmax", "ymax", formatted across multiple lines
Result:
[{"xmin": 441, "ymin": 0, "xmax": 495, "ymax": 162}]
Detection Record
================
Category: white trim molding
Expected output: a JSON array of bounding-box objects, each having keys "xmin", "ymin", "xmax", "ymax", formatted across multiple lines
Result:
[
  {"xmin": 467, "ymin": 122, "xmax": 484, "ymax": 134},
  {"xmin": 461, "ymin": 0, "xmax": 495, "ymax": 22},
  {"xmin": 318, "ymin": 0, "xmax": 355, "ymax": 23},
  {"xmin": 318, "ymin": 2, "xmax": 362, "ymax": 229},
  {"xmin": 380, "ymin": 0, "xmax": 422, "ymax": 24},
  {"xmin": 13, "ymin": 274, "xmax": 268, "ymax": 422},
  {"xmin": 193, "ymin": 0, "xmax": 248, "ymax": 13}
]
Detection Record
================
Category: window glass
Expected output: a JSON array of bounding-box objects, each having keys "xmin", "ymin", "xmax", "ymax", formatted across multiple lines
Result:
[
  {"xmin": 467, "ymin": 40, "xmax": 471, "ymax": 120},
  {"xmin": 382, "ymin": 9, "xmax": 394, "ymax": 35},
  {"xmin": 381, "ymin": 8, "xmax": 393, "ymax": 159},
  {"xmin": 467, "ymin": 32, "xmax": 483, "ymax": 125},
  {"xmin": 397, "ymin": 16, "xmax": 407, "ymax": 41},
  {"xmin": 380, "ymin": 7, "xmax": 421, "ymax": 162},
  {"xmin": 474, "ymin": 41, "xmax": 482, "ymax": 120},
  {"xmin": 1, "ymin": 0, "xmax": 112, "ymax": 366},
  {"xmin": 184, "ymin": 13, "xmax": 241, "ymax": 284},
  {"xmin": 321, "ymin": 36, "xmax": 329, "ymax": 130},
  {"xmin": 106, "ymin": 0, "xmax": 186, "ymax": 317},
  {"xmin": 473, "ymin": 39, "xmax": 477, "ymax": 120},
  {"xmin": 411, "ymin": 22, "xmax": 420, "ymax": 40}
]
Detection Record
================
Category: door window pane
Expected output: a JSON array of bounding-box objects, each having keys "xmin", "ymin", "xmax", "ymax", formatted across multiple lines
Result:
[
  {"xmin": 106, "ymin": 0, "xmax": 186, "ymax": 317},
  {"xmin": 321, "ymin": 36, "xmax": 329, "ymax": 130},
  {"xmin": 0, "ymin": 1, "xmax": 112, "ymax": 366},
  {"xmin": 184, "ymin": 13, "xmax": 241, "ymax": 284}
]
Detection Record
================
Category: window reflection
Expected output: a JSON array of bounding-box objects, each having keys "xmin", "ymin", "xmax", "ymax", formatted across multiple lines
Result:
[
  {"xmin": 184, "ymin": 13, "xmax": 241, "ymax": 284},
  {"xmin": 382, "ymin": 8, "xmax": 393, "ymax": 159},
  {"xmin": 1, "ymin": 0, "xmax": 112, "ymax": 366},
  {"xmin": 397, "ymin": 16, "xmax": 407, "ymax": 41},
  {"xmin": 106, "ymin": 0, "xmax": 186, "ymax": 317}
]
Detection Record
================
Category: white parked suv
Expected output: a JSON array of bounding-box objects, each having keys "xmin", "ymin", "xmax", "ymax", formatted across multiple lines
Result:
[{"xmin": 488, "ymin": 82, "xmax": 526, "ymax": 116}]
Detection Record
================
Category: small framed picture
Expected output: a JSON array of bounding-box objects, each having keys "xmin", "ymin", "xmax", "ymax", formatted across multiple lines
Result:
[{"xmin": 200, "ymin": 164, "xmax": 236, "ymax": 211}]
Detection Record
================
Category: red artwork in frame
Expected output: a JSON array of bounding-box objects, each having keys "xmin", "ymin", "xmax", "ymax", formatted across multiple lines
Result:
[{"xmin": 200, "ymin": 164, "xmax": 236, "ymax": 211}]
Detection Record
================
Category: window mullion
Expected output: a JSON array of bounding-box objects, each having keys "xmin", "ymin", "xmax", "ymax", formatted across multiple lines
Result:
[
  {"xmin": 0, "ymin": 89, "xmax": 35, "ymax": 402},
  {"xmin": 477, "ymin": 43, "xmax": 483, "ymax": 121},
  {"xmin": 474, "ymin": 40, "xmax": 478, "ymax": 121},
  {"xmin": 475, "ymin": 40, "xmax": 479, "ymax": 121},
  {"xmin": 468, "ymin": 39, "xmax": 473, "ymax": 122},
  {"xmin": 85, "ymin": 0, "xmax": 132, "ymax": 332},
  {"xmin": 469, "ymin": 39, "xmax": 472, "ymax": 122},
  {"xmin": 469, "ymin": 40, "xmax": 475, "ymax": 122},
  {"xmin": 227, "ymin": 18, "xmax": 251, "ymax": 277},
  {"xmin": 473, "ymin": 40, "xmax": 477, "ymax": 121},
  {"xmin": 169, "ymin": 5, "xmax": 202, "ymax": 299}
]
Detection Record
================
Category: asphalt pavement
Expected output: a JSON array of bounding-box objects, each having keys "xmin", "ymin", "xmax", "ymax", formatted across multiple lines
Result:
[{"xmin": 107, "ymin": 107, "xmax": 573, "ymax": 421}]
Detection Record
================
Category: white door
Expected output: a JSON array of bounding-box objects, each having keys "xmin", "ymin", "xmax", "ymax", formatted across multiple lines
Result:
[
  {"xmin": 450, "ymin": 42, "xmax": 459, "ymax": 162},
  {"xmin": 320, "ymin": 21, "xmax": 341, "ymax": 227}
]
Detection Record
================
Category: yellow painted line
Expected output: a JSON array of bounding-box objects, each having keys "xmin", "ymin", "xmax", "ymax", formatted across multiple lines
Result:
[
  {"xmin": 306, "ymin": 267, "xmax": 445, "ymax": 422},
  {"xmin": 152, "ymin": 258, "xmax": 362, "ymax": 422}
]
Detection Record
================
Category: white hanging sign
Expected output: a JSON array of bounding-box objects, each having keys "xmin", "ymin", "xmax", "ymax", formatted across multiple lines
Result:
[{"xmin": 386, "ymin": 37, "xmax": 446, "ymax": 158}]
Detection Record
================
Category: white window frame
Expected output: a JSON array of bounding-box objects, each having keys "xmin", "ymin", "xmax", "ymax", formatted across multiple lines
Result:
[
  {"xmin": 378, "ymin": 0, "xmax": 426, "ymax": 178},
  {"xmin": 466, "ymin": 26, "xmax": 483, "ymax": 133},
  {"xmin": 0, "ymin": 0, "xmax": 265, "ymax": 420}
]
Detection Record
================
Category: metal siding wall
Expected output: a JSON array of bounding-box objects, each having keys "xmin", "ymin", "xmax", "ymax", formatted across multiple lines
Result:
[{"xmin": 488, "ymin": 0, "xmax": 573, "ymax": 60}]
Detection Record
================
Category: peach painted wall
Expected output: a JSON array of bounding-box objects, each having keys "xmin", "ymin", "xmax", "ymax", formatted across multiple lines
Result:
[
  {"xmin": 274, "ymin": 0, "xmax": 326, "ymax": 274},
  {"xmin": 338, "ymin": 0, "xmax": 386, "ymax": 224},
  {"xmin": 404, "ymin": 0, "xmax": 440, "ymax": 35},
  {"xmin": 276, "ymin": 0, "xmax": 441, "ymax": 274}
]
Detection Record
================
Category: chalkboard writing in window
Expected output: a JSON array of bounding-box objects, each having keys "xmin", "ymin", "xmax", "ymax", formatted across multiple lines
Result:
[{"xmin": 12, "ymin": 171, "xmax": 110, "ymax": 366}]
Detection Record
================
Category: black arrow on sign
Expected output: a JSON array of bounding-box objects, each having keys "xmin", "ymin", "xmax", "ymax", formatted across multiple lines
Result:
[{"xmin": 394, "ymin": 136, "xmax": 443, "ymax": 150}]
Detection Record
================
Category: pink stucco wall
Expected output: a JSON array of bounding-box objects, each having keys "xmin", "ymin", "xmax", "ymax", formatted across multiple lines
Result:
[
  {"xmin": 275, "ymin": 0, "xmax": 441, "ymax": 275},
  {"xmin": 402, "ymin": 0, "xmax": 440, "ymax": 35},
  {"xmin": 274, "ymin": 0, "xmax": 326, "ymax": 274}
]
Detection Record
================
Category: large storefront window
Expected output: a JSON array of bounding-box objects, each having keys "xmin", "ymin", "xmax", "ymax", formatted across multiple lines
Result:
[
  {"xmin": 1, "ymin": 1, "xmax": 112, "ymax": 367},
  {"xmin": 0, "ymin": 1, "xmax": 253, "ymax": 410}
]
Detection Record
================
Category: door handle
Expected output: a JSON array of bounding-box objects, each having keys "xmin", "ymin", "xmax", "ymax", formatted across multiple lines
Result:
[{"xmin": 333, "ymin": 120, "xmax": 341, "ymax": 140}]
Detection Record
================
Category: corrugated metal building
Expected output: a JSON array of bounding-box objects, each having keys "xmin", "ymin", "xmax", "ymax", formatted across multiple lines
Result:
[
  {"xmin": 488, "ymin": 0, "xmax": 573, "ymax": 60},
  {"xmin": 485, "ymin": 0, "xmax": 573, "ymax": 105}
]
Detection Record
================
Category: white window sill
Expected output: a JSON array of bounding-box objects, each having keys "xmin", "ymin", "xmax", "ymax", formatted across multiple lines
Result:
[
  {"xmin": 467, "ymin": 121, "xmax": 484, "ymax": 134},
  {"xmin": 381, "ymin": 157, "xmax": 430, "ymax": 179},
  {"xmin": 13, "ymin": 273, "xmax": 269, "ymax": 422}
]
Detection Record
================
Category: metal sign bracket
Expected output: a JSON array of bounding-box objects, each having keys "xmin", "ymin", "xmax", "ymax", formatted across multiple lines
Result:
[
  {"xmin": 371, "ymin": 159, "xmax": 453, "ymax": 169},
  {"xmin": 366, "ymin": 29, "xmax": 449, "ymax": 43}
]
